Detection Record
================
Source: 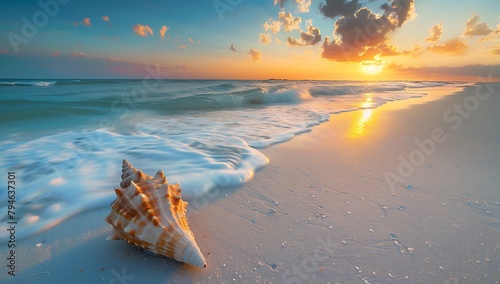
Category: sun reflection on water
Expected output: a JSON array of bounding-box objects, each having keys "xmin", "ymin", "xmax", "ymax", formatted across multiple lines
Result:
[{"xmin": 350, "ymin": 96, "xmax": 374, "ymax": 137}]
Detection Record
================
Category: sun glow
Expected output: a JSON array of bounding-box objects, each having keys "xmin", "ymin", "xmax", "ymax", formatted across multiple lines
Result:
[{"xmin": 361, "ymin": 63, "xmax": 383, "ymax": 75}]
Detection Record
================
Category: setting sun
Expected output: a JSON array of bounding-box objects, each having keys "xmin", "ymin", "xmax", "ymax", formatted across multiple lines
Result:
[{"xmin": 361, "ymin": 63, "xmax": 383, "ymax": 75}]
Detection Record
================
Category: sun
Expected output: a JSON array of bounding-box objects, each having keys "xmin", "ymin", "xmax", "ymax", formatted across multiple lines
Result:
[{"xmin": 361, "ymin": 63, "xmax": 383, "ymax": 75}]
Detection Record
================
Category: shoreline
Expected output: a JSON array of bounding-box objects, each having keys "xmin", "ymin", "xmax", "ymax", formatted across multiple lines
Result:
[{"xmin": 2, "ymin": 83, "xmax": 499, "ymax": 283}]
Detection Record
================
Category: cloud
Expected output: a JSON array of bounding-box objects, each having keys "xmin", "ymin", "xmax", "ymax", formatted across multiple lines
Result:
[
  {"xmin": 230, "ymin": 44, "xmax": 237, "ymax": 52},
  {"xmin": 387, "ymin": 63, "xmax": 500, "ymax": 79},
  {"xmin": 274, "ymin": 0, "xmax": 286, "ymax": 9},
  {"xmin": 321, "ymin": 0, "xmax": 416, "ymax": 62},
  {"xmin": 188, "ymin": 37, "xmax": 195, "ymax": 43},
  {"xmin": 491, "ymin": 47, "xmax": 500, "ymax": 55},
  {"xmin": 296, "ymin": 0, "xmax": 312, "ymax": 12},
  {"xmin": 71, "ymin": 51, "xmax": 85, "ymax": 57},
  {"xmin": 248, "ymin": 48, "xmax": 262, "ymax": 62},
  {"xmin": 160, "ymin": 26, "xmax": 169, "ymax": 38},
  {"xmin": 426, "ymin": 23, "xmax": 443, "ymax": 43},
  {"xmin": 463, "ymin": 14, "xmax": 493, "ymax": 37},
  {"xmin": 426, "ymin": 38, "xmax": 468, "ymax": 55},
  {"xmin": 262, "ymin": 11, "xmax": 301, "ymax": 35},
  {"xmin": 479, "ymin": 21, "xmax": 500, "ymax": 41},
  {"xmin": 0, "ymin": 50, "xmax": 8, "ymax": 54},
  {"xmin": 133, "ymin": 24, "xmax": 153, "ymax": 37},
  {"xmin": 287, "ymin": 25, "xmax": 322, "ymax": 46},
  {"xmin": 275, "ymin": 0, "xmax": 311, "ymax": 12},
  {"xmin": 380, "ymin": 0, "xmax": 416, "ymax": 27},
  {"xmin": 176, "ymin": 64, "xmax": 188, "ymax": 69},
  {"xmin": 102, "ymin": 16, "xmax": 110, "ymax": 22},
  {"xmin": 263, "ymin": 19, "xmax": 282, "ymax": 34},
  {"xmin": 259, "ymin": 33, "xmax": 272, "ymax": 44},
  {"xmin": 83, "ymin": 17, "xmax": 91, "ymax": 26},
  {"xmin": 286, "ymin": 38, "xmax": 299, "ymax": 46},
  {"xmin": 52, "ymin": 51, "xmax": 61, "ymax": 56},
  {"xmin": 319, "ymin": 0, "xmax": 361, "ymax": 19},
  {"xmin": 402, "ymin": 44, "xmax": 424, "ymax": 57},
  {"xmin": 364, "ymin": 43, "xmax": 399, "ymax": 56},
  {"xmin": 479, "ymin": 35, "xmax": 497, "ymax": 42},
  {"xmin": 278, "ymin": 11, "xmax": 302, "ymax": 31}
]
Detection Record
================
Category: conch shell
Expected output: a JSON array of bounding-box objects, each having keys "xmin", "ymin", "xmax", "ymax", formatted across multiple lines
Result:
[{"xmin": 105, "ymin": 160, "xmax": 206, "ymax": 268}]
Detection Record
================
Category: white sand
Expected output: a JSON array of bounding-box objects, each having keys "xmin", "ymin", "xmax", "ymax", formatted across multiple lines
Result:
[{"xmin": 2, "ymin": 83, "xmax": 499, "ymax": 283}]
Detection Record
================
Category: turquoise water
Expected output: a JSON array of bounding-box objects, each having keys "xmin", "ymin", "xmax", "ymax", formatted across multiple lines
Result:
[{"xmin": 0, "ymin": 79, "xmax": 461, "ymax": 241}]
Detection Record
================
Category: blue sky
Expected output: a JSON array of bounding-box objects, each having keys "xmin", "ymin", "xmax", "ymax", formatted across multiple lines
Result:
[{"xmin": 1, "ymin": 0, "xmax": 499, "ymax": 80}]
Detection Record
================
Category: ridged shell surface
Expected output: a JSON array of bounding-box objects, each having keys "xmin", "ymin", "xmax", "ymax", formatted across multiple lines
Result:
[{"xmin": 105, "ymin": 160, "xmax": 206, "ymax": 268}]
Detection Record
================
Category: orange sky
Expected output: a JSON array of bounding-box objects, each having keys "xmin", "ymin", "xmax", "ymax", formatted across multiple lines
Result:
[{"xmin": 1, "ymin": 0, "xmax": 499, "ymax": 81}]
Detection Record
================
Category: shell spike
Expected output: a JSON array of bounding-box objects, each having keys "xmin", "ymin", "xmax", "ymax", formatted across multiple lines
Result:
[
  {"xmin": 153, "ymin": 170, "xmax": 167, "ymax": 183},
  {"xmin": 170, "ymin": 183, "xmax": 182, "ymax": 195},
  {"xmin": 114, "ymin": 188, "xmax": 124, "ymax": 198},
  {"xmin": 155, "ymin": 170, "xmax": 165, "ymax": 179},
  {"xmin": 135, "ymin": 170, "xmax": 146, "ymax": 181},
  {"xmin": 106, "ymin": 231, "xmax": 122, "ymax": 241}
]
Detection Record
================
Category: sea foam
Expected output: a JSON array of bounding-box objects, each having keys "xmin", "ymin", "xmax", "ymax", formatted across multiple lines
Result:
[
  {"xmin": 0, "ymin": 80, "xmax": 56, "ymax": 87},
  {"xmin": 0, "ymin": 79, "xmax": 467, "ymax": 241}
]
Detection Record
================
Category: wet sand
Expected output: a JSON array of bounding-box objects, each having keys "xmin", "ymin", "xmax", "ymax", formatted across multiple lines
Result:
[{"xmin": 2, "ymin": 83, "xmax": 499, "ymax": 283}]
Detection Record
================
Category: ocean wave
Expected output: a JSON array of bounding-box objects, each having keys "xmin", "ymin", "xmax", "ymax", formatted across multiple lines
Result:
[
  {"xmin": 308, "ymin": 81, "xmax": 449, "ymax": 97},
  {"xmin": 53, "ymin": 79, "xmax": 127, "ymax": 86},
  {"xmin": 0, "ymin": 80, "xmax": 56, "ymax": 87},
  {"xmin": 150, "ymin": 87, "xmax": 312, "ymax": 111}
]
